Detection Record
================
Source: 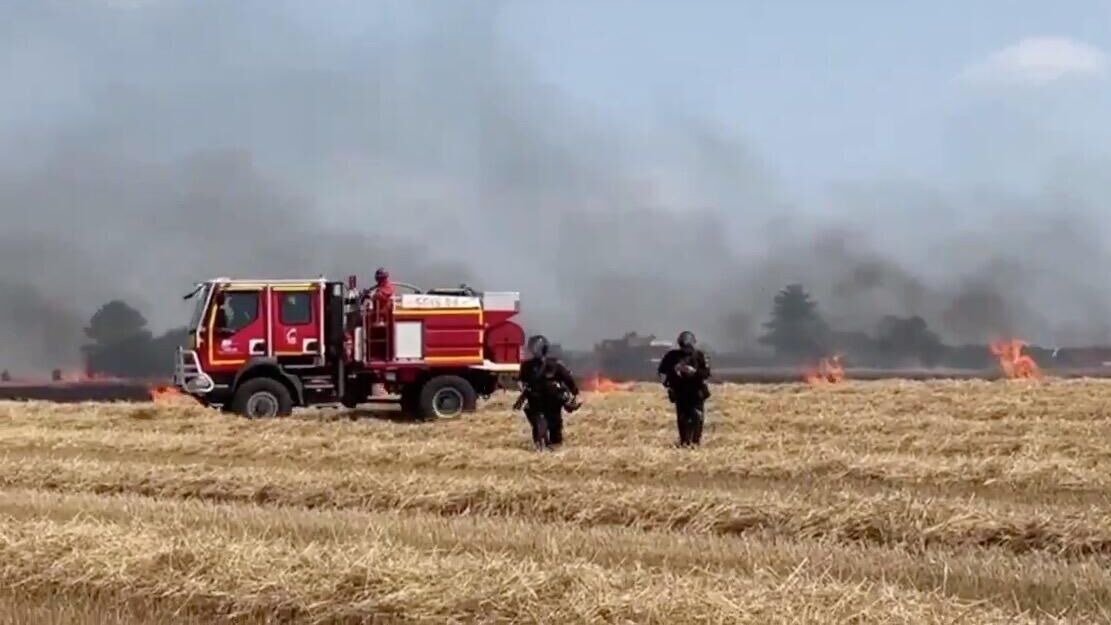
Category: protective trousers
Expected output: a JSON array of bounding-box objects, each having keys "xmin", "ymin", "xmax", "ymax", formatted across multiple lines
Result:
[
  {"xmin": 675, "ymin": 399, "xmax": 704, "ymax": 447},
  {"xmin": 525, "ymin": 403, "xmax": 564, "ymax": 449}
]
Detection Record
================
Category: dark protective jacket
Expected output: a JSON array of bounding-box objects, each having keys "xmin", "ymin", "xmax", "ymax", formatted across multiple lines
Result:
[
  {"xmin": 519, "ymin": 356, "xmax": 579, "ymax": 405},
  {"xmin": 658, "ymin": 348, "xmax": 711, "ymax": 402}
]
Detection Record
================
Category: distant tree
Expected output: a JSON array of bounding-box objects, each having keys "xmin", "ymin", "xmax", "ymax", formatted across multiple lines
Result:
[
  {"xmin": 150, "ymin": 327, "xmax": 190, "ymax": 356},
  {"xmin": 84, "ymin": 300, "xmax": 149, "ymax": 347},
  {"xmin": 874, "ymin": 315, "xmax": 944, "ymax": 367},
  {"xmin": 759, "ymin": 284, "xmax": 829, "ymax": 360},
  {"xmin": 82, "ymin": 301, "xmax": 188, "ymax": 378}
]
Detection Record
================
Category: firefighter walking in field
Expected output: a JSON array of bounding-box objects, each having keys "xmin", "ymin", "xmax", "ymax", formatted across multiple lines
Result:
[
  {"xmin": 515, "ymin": 335, "xmax": 581, "ymax": 451},
  {"xmin": 658, "ymin": 330, "xmax": 712, "ymax": 447}
]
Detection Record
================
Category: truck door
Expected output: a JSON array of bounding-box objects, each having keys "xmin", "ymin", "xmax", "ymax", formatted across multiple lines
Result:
[
  {"xmin": 270, "ymin": 285, "xmax": 323, "ymax": 357},
  {"xmin": 209, "ymin": 286, "xmax": 267, "ymax": 366}
]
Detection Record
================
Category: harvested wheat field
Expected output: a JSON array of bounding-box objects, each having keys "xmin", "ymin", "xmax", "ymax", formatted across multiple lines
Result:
[{"xmin": 2, "ymin": 379, "xmax": 1111, "ymax": 624}]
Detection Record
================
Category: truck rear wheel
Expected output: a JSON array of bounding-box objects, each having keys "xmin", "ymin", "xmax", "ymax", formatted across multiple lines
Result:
[
  {"xmin": 231, "ymin": 378, "xmax": 293, "ymax": 419},
  {"xmin": 419, "ymin": 375, "xmax": 476, "ymax": 420}
]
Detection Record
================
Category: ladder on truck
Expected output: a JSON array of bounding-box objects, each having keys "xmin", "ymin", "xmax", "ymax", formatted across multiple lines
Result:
[{"xmin": 367, "ymin": 298, "xmax": 392, "ymax": 361}]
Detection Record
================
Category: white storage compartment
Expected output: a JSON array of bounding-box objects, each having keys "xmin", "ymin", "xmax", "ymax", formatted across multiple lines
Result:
[
  {"xmin": 394, "ymin": 321, "xmax": 424, "ymax": 360},
  {"xmin": 481, "ymin": 291, "xmax": 520, "ymax": 312}
]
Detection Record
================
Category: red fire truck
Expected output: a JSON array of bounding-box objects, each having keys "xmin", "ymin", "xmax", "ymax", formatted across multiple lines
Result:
[{"xmin": 173, "ymin": 275, "xmax": 525, "ymax": 419}]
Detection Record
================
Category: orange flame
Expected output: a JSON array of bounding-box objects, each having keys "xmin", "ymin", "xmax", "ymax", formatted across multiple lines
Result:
[
  {"xmin": 582, "ymin": 374, "xmax": 634, "ymax": 393},
  {"xmin": 149, "ymin": 385, "xmax": 186, "ymax": 403},
  {"xmin": 804, "ymin": 355, "xmax": 845, "ymax": 385},
  {"xmin": 989, "ymin": 339, "xmax": 1042, "ymax": 380}
]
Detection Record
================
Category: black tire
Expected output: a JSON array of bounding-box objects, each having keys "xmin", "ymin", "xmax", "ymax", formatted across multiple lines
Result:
[
  {"xmin": 231, "ymin": 377, "xmax": 293, "ymax": 419},
  {"xmin": 418, "ymin": 375, "xmax": 477, "ymax": 420}
]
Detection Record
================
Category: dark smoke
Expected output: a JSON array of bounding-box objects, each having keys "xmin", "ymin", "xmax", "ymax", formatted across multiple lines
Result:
[
  {"xmin": 0, "ymin": 280, "xmax": 83, "ymax": 373},
  {"xmin": 1, "ymin": 1, "xmax": 1110, "ymax": 375}
]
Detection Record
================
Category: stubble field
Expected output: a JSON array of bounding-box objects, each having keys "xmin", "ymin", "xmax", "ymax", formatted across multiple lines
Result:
[{"xmin": 1, "ymin": 379, "xmax": 1110, "ymax": 624}]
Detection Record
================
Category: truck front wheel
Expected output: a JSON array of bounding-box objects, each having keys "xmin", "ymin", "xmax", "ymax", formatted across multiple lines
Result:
[
  {"xmin": 231, "ymin": 378, "xmax": 293, "ymax": 419},
  {"xmin": 419, "ymin": 375, "xmax": 477, "ymax": 420}
]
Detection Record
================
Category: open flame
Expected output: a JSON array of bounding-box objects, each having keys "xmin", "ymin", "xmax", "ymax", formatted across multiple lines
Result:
[
  {"xmin": 804, "ymin": 355, "xmax": 845, "ymax": 385},
  {"xmin": 149, "ymin": 385, "xmax": 187, "ymax": 403},
  {"xmin": 989, "ymin": 339, "xmax": 1042, "ymax": 380},
  {"xmin": 581, "ymin": 373, "xmax": 634, "ymax": 393}
]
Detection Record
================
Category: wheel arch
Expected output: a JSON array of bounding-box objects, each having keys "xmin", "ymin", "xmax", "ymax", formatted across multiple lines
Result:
[
  {"xmin": 233, "ymin": 359, "xmax": 304, "ymax": 406},
  {"xmin": 463, "ymin": 369, "xmax": 501, "ymax": 397}
]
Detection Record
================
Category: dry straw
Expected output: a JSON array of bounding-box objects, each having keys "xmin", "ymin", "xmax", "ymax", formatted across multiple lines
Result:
[{"xmin": 0, "ymin": 379, "xmax": 1108, "ymax": 623}]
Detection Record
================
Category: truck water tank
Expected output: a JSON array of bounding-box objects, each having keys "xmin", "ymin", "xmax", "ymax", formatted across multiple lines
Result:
[{"xmin": 485, "ymin": 321, "xmax": 525, "ymax": 364}]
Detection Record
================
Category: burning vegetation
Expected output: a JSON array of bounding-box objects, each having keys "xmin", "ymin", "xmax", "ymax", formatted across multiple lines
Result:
[
  {"xmin": 990, "ymin": 339, "xmax": 1042, "ymax": 380},
  {"xmin": 804, "ymin": 355, "xmax": 845, "ymax": 385},
  {"xmin": 581, "ymin": 373, "xmax": 635, "ymax": 393},
  {"xmin": 149, "ymin": 385, "xmax": 188, "ymax": 404}
]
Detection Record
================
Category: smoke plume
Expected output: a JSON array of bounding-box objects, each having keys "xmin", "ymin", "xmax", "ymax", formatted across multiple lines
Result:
[{"xmin": 2, "ymin": 0, "xmax": 1110, "ymax": 373}]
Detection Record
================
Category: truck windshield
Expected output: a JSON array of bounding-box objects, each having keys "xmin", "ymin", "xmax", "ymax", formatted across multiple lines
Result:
[{"xmin": 187, "ymin": 284, "xmax": 211, "ymax": 333}]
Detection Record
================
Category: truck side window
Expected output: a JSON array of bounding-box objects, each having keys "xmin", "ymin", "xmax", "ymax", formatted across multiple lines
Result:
[
  {"xmin": 280, "ymin": 292, "xmax": 312, "ymax": 325},
  {"xmin": 218, "ymin": 292, "xmax": 259, "ymax": 332}
]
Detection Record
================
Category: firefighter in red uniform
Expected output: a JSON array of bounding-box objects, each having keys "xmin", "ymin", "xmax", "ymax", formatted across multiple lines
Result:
[{"xmin": 370, "ymin": 267, "xmax": 395, "ymax": 324}]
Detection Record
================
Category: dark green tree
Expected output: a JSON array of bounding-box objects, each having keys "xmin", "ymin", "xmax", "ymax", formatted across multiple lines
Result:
[
  {"xmin": 84, "ymin": 300, "xmax": 149, "ymax": 346},
  {"xmin": 874, "ymin": 315, "xmax": 944, "ymax": 367},
  {"xmin": 82, "ymin": 301, "xmax": 187, "ymax": 378},
  {"xmin": 759, "ymin": 284, "xmax": 829, "ymax": 360}
]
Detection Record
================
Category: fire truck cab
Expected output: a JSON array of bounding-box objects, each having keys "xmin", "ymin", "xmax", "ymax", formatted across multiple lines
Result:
[{"xmin": 174, "ymin": 275, "xmax": 524, "ymax": 419}]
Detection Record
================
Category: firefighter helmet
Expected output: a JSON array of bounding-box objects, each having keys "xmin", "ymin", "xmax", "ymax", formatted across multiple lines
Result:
[
  {"xmin": 677, "ymin": 330, "xmax": 696, "ymax": 352},
  {"xmin": 527, "ymin": 335, "xmax": 550, "ymax": 358}
]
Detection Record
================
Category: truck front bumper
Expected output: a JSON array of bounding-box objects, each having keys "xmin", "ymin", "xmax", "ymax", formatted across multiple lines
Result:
[{"xmin": 173, "ymin": 348, "xmax": 215, "ymax": 395}]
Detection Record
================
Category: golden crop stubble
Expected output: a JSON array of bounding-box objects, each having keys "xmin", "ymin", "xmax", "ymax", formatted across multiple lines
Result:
[
  {"xmin": 0, "ymin": 489, "xmax": 1049, "ymax": 625},
  {"xmin": 1, "ymin": 488, "xmax": 1109, "ymax": 620},
  {"xmin": 2, "ymin": 454, "xmax": 1111, "ymax": 558},
  {"xmin": 1, "ymin": 379, "xmax": 1111, "ymax": 622},
  {"xmin": 4, "ymin": 380, "xmax": 1111, "ymax": 497}
]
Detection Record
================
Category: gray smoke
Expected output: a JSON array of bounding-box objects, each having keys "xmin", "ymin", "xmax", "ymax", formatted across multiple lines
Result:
[{"xmin": 1, "ymin": 0, "xmax": 1109, "ymax": 374}]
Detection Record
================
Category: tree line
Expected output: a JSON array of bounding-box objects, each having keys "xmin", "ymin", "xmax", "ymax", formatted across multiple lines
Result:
[
  {"xmin": 78, "ymin": 285, "xmax": 1006, "ymax": 379},
  {"xmin": 82, "ymin": 301, "xmax": 188, "ymax": 378},
  {"xmin": 757, "ymin": 283, "xmax": 999, "ymax": 369}
]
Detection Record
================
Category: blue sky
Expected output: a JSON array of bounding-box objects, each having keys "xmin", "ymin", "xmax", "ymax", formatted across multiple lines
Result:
[
  {"xmin": 9, "ymin": 0, "xmax": 1111, "ymax": 199},
  {"xmin": 485, "ymin": 1, "xmax": 1111, "ymax": 196}
]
